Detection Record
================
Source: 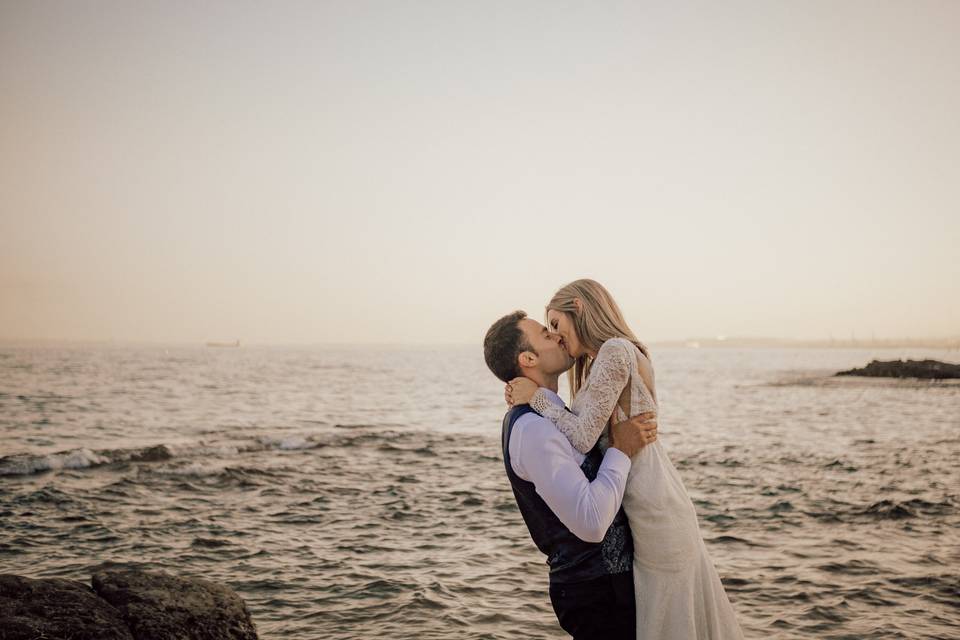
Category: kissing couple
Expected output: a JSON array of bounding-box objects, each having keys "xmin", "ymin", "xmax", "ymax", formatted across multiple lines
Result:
[{"xmin": 483, "ymin": 279, "xmax": 744, "ymax": 640}]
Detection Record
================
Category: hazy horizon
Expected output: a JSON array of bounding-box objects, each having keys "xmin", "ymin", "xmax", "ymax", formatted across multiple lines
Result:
[
  {"xmin": 2, "ymin": 334, "xmax": 958, "ymax": 350},
  {"xmin": 3, "ymin": 1, "xmax": 958, "ymax": 345}
]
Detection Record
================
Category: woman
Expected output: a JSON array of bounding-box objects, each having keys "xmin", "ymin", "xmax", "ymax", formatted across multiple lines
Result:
[{"xmin": 506, "ymin": 279, "xmax": 744, "ymax": 640}]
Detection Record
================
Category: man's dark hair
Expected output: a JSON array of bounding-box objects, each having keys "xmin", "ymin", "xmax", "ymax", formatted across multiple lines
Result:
[{"xmin": 483, "ymin": 310, "xmax": 535, "ymax": 383}]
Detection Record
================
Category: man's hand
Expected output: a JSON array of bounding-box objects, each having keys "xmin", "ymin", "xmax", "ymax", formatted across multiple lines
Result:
[
  {"xmin": 505, "ymin": 377, "xmax": 538, "ymax": 407},
  {"xmin": 608, "ymin": 412, "xmax": 658, "ymax": 458}
]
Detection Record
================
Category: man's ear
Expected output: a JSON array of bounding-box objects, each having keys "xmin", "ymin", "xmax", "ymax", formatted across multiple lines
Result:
[{"xmin": 518, "ymin": 351, "xmax": 538, "ymax": 369}]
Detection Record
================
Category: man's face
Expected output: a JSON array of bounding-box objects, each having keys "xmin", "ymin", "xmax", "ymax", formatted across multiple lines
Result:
[{"xmin": 518, "ymin": 318, "xmax": 574, "ymax": 375}]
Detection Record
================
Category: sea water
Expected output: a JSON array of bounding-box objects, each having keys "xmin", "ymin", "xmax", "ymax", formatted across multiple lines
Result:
[{"xmin": 1, "ymin": 345, "xmax": 958, "ymax": 639}]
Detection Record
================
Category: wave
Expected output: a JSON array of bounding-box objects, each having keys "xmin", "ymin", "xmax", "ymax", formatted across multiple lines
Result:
[
  {"xmin": 0, "ymin": 433, "xmax": 328, "ymax": 477},
  {"xmin": 857, "ymin": 498, "xmax": 954, "ymax": 520},
  {"xmin": 0, "ymin": 445, "xmax": 172, "ymax": 476},
  {"xmin": 255, "ymin": 435, "xmax": 318, "ymax": 450}
]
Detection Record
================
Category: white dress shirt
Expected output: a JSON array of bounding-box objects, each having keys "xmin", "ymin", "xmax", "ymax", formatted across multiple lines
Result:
[{"xmin": 509, "ymin": 388, "xmax": 632, "ymax": 543}]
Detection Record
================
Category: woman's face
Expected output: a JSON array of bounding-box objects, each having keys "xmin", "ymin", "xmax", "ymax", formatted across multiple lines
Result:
[{"xmin": 546, "ymin": 309, "xmax": 584, "ymax": 358}]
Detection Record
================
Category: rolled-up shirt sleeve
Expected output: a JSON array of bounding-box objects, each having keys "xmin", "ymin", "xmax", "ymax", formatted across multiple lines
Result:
[{"xmin": 511, "ymin": 414, "xmax": 631, "ymax": 543}]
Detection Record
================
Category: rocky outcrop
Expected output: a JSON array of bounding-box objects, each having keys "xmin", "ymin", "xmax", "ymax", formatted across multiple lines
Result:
[
  {"xmin": 0, "ymin": 569, "xmax": 258, "ymax": 640},
  {"xmin": 93, "ymin": 569, "xmax": 258, "ymax": 640},
  {"xmin": 836, "ymin": 359, "xmax": 960, "ymax": 380},
  {"xmin": 0, "ymin": 574, "xmax": 133, "ymax": 640}
]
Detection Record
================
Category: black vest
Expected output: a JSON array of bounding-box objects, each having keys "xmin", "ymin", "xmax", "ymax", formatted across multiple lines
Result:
[{"xmin": 501, "ymin": 404, "xmax": 633, "ymax": 584}]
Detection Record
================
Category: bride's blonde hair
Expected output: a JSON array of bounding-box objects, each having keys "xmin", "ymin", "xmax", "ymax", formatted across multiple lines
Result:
[{"xmin": 546, "ymin": 278, "xmax": 649, "ymax": 399}]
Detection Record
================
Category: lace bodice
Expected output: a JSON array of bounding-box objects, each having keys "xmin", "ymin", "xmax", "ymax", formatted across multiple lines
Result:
[
  {"xmin": 530, "ymin": 338, "xmax": 657, "ymax": 453},
  {"xmin": 531, "ymin": 338, "xmax": 657, "ymax": 455}
]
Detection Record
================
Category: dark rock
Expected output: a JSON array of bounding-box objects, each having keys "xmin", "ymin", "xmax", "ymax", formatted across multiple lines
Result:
[
  {"xmin": 861, "ymin": 499, "xmax": 916, "ymax": 520},
  {"xmin": 106, "ymin": 444, "xmax": 172, "ymax": 463},
  {"xmin": 835, "ymin": 359, "xmax": 960, "ymax": 380},
  {"xmin": 92, "ymin": 568, "xmax": 258, "ymax": 640},
  {"xmin": 130, "ymin": 444, "xmax": 173, "ymax": 462},
  {"xmin": 0, "ymin": 574, "xmax": 133, "ymax": 640}
]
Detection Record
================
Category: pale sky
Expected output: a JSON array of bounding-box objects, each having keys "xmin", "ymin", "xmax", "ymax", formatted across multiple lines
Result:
[{"xmin": 2, "ymin": 1, "xmax": 958, "ymax": 345}]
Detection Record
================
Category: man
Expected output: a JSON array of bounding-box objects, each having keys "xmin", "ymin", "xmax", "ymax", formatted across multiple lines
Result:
[{"xmin": 483, "ymin": 310, "xmax": 657, "ymax": 640}]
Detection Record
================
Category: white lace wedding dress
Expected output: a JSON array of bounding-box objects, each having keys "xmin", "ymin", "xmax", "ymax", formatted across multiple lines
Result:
[{"xmin": 531, "ymin": 337, "xmax": 744, "ymax": 640}]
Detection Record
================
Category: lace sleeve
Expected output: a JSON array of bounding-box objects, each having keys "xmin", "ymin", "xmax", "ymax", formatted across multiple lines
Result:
[{"xmin": 530, "ymin": 339, "xmax": 633, "ymax": 454}]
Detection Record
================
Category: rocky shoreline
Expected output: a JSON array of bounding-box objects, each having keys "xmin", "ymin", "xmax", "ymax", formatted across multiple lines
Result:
[
  {"xmin": 835, "ymin": 359, "xmax": 960, "ymax": 380},
  {"xmin": 0, "ymin": 568, "xmax": 258, "ymax": 640}
]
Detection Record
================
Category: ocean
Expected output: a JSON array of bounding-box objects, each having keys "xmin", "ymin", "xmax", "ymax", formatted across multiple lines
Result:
[{"xmin": 1, "ymin": 344, "xmax": 958, "ymax": 639}]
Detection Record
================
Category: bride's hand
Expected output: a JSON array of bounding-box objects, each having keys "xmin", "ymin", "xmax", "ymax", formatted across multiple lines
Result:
[{"xmin": 505, "ymin": 377, "xmax": 539, "ymax": 406}]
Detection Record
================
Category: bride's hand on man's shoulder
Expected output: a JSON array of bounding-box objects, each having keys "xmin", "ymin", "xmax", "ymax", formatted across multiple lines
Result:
[{"xmin": 505, "ymin": 377, "xmax": 539, "ymax": 407}]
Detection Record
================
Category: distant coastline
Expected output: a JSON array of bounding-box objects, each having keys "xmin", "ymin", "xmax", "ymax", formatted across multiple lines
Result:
[
  {"xmin": 650, "ymin": 337, "xmax": 960, "ymax": 350},
  {"xmin": 206, "ymin": 340, "xmax": 241, "ymax": 348}
]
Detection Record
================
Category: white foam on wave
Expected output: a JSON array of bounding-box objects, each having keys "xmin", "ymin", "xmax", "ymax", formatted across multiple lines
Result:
[
  {"xmin": 257, "ymin": 435, "xmax": 315, "ymax": 450},
  {"xmin": 59, "ymin": 448, "xmax": 111, "ymax": 469},
  {"xmin": 0, "ymin": 448, "xmax": 111, "ymax": 476},
  {"xmin": 154, "ymin": 461, "xmax": 225, "ymax": 477}
]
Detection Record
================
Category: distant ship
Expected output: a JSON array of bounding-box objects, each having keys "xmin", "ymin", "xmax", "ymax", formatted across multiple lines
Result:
[{"xmin": 206, "ymin": 340, "xmax": 240, "ymax": 348}]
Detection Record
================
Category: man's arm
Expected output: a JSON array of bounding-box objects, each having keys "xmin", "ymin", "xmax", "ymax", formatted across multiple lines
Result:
[{"xmin": 511, "ymin": 415, "xmax": 631, "ymax": 543}]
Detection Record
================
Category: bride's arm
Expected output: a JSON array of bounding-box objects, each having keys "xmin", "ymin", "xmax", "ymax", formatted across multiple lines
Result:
[{"xmin": 522, "ymin": 339, "xmax": 633, "ymax": 454}]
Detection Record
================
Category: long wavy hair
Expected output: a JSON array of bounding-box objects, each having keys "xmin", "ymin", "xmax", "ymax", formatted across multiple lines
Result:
[{"xmin": 546, "ymin": 279, "xmax": 649, "ymax": 399}]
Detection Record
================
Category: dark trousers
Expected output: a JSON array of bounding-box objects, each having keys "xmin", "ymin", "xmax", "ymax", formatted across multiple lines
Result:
[{"xmin": 548, "ymin": 572, "xmax": 635, "ymax": 640}]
